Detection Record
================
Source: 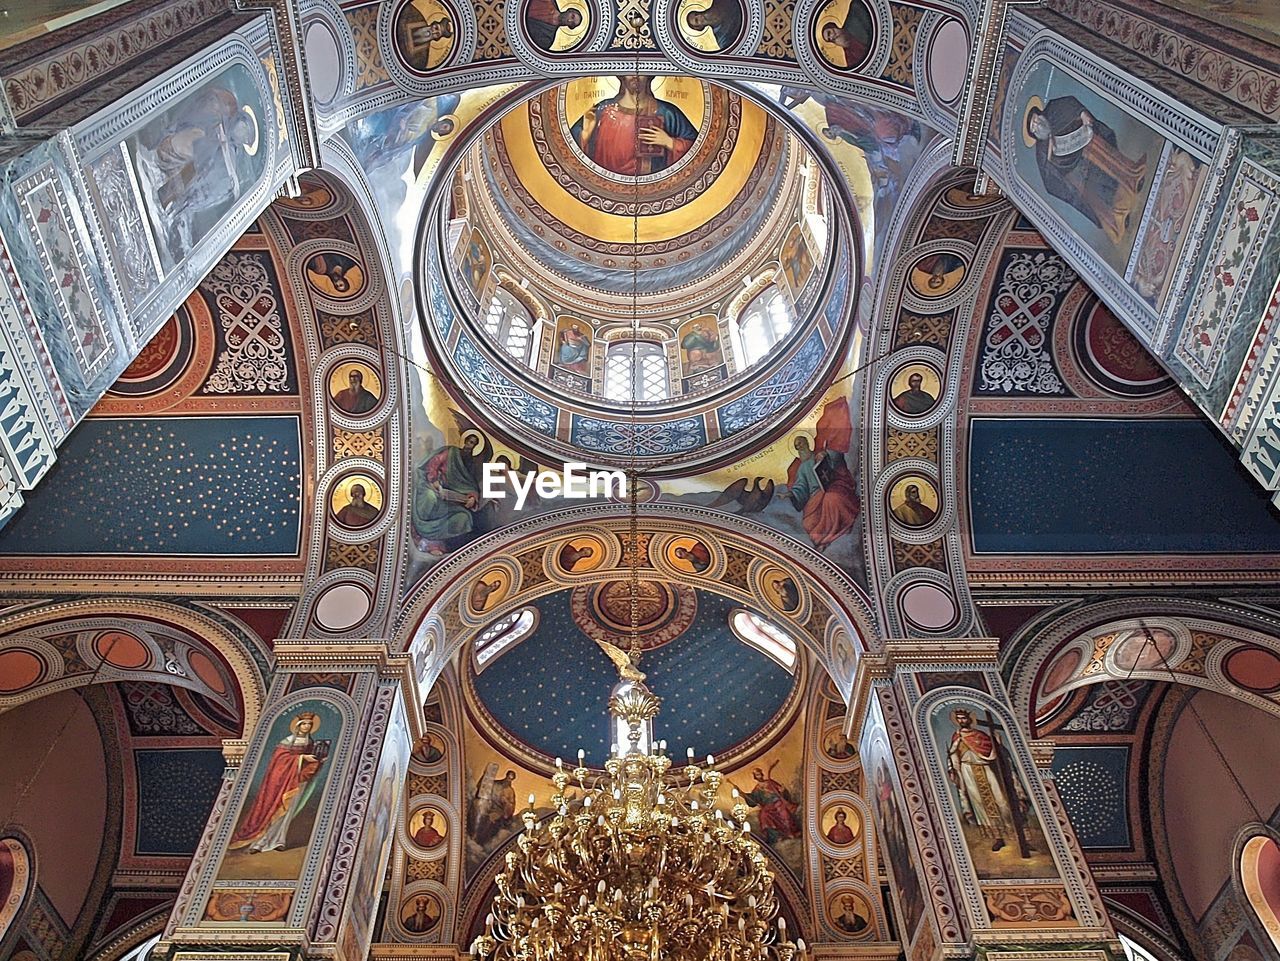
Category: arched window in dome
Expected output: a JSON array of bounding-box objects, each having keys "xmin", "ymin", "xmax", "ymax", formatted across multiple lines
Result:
[
  {"xmin": 120, "ymin": 935, "xmax": 162, "ymax": 961},
  {"xmin": 1240, "ymin": 831, "xmax": 1280, "ymax": 952},
  {"xmin": 1117, "ymin": 934, "xmax": 1162, "ymax": 961},
  {"xmin": 734, "ymin": 286, "xmax": 795, "ymax": 368},
  {"xmin": 475, "ymin": 607, "xmax": 538, "ymax": 670},
  {"xmin": 604, "ymin": 341, "xmax": 670, "ymax": 402},
  {"xmin": 483, "ymin": 287, "xmax": 535, "ymax": 364},
  {"xmin": 729, "ymin": 610, "xmax": 798, "ymax": 672}
]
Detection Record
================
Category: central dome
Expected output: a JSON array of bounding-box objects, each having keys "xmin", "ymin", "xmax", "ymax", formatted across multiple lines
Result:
[{"xmin": 418, "ymin": 77, "xmax": 859, "ymax": 472}]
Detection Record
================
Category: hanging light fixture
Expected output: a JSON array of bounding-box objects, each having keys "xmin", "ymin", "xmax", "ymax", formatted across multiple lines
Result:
[
  {"xmin": 468, "ymin": 662, "xmax": 806, "ymax": 961},
  {"xmin": 469, "ymin": 77, "xmax": 806, "ymax": 961}
]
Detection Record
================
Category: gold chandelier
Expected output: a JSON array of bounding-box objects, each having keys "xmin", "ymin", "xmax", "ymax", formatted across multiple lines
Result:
[{"xmin": 469, "ymin": 654, "xmax": 807, "ymax": 961}]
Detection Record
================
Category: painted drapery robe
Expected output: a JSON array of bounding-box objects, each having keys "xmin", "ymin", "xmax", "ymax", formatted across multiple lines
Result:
[{"xmin": 230, "ymin": 730, "xmax": 327, "ymax": 852}]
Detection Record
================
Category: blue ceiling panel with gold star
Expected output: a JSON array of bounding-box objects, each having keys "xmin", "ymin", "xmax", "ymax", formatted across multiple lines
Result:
[
  {"xmin": 0, "ymin": 416, "xmax": 303, "ymax": 555},
  {"xmin": 467, "ymin": 589, "xmax": 799, "ymax": 766}
]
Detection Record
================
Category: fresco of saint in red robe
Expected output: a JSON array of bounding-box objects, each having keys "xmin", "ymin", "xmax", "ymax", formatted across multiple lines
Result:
[
  {"xmin": 229, "ymin": 711, "xmax": 330, "ymax": 853},
  {"xmin": 570, "ymin": 76, "xmax": 699, "ymax": 176}
]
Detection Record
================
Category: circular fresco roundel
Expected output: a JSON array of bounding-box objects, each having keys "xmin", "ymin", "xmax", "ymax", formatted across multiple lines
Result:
[
  {"xmin": 1073, "ymin": 299, "xmax": 1173, "ymax": 397},
  {"xmin": 505, "ymin": 77, "xmax": 760, "ymax": 239},
  {"xmin": 521, "ymin": 0, "xmax": 591, "ymax": 52},
  {"xmin": 887, "ymin": 474, "xmax": 940, "ymax": 528},
  {"xmin": 400, "ymin": 892, "xmax": 443, "ymax": 934},
  {"xmin": 674, "ymin": 0, "xmax": 746, "ymax": 52},
  {"xmin": 560, "ymin": 77, "xmax": 710, "ymax": 184},
  {"xmin": 814, "ymin": 0, "xmax": 875, "ymax": 72},
  {"xmin": 570, "ymin": 580, "xmax": 697, "ymax": 650},
  {"xmin": 108, "ymin": 306, "xmax": 197, "ymax": 397},
  {"xmin": 392, "ymin": 0, "xmax": 460, "ymax": 75}
]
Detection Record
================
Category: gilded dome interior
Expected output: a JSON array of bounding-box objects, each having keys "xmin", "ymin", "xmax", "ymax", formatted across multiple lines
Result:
[{"xmin": 420, "ymin": 76, "xmax": 857, "ymax": 470}]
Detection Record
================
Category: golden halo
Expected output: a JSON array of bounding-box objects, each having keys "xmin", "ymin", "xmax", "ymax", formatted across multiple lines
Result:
[
  {"xmin": 1021, "ymin": 95, "xmax": 1045, "ymax": 149},
  {"xmin": 290, "ymin": 711, "xmax": 321, "ymax": 735},
  {"xmin": 676, "ymin": 0, "xmax": 716, "ymax": 49},
  {"xmin": 815, "ymin": 0, "xmax": 851, "ymax": 67},
  {"xmin": 554, "ymin": 0, "xmax": 590, "ymax": 47},
  {"xmin": 240, "ymin": 104, "xmax": 261, "ymax": 156}
]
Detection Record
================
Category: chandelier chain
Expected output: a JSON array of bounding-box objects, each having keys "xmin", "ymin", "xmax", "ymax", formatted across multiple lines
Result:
[{"xmin": 628, "ymin": 72, "xmax": 641, "ymax": 664}]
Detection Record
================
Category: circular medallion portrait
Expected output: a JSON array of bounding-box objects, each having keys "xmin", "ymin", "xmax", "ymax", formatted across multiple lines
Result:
[
  {"xmin": 907, "ymin": 251, "xmax": 966, "ymax": 298},
  {"xmin": 469, "ymin": 568, "xmax": 512, "ymax": 614},
  {"xmin": 675, "ymin": 0, "xmax": 745, "ymax": 52},
  {"xmin": 821, "ymin": 803, "xmax": 861, "ymax": 846},
  {"xmin": 822, "ymin": 724, "xmax": 857, "ymax": 762},
  {"xmin": 411, "ymin": 731, "xmax": 446, "ymax": 765},
  {"xmin": 814, "ymin": 0, "xmax": 875, "ymax": 71},
  {"xmin": 888, "ymin": 362, "xmax": 941, "ymax": 417},
  {"xmin": 330, "ymin": 474, "xmax": 384, "ymax": 529},
  {"xmin": 831, "ymin": 633, "xmax": 854, "ymax": 680},
  {"xmin": 887, "ymin": 475, "xmax": 939, "ymax": 528},
  {"xmin": 328, "ymin": 361, "xmax": 383, "ymax": 416},
  {"xmin": 827, "ymin": 891, "xmax": 872, "ymax": 936},
  {"xmin": 409, "ymin": 806, "xmax": 448, "ymax": 848},
  {"xmin": 392, "ymin": 0, "xmax": 459, "ymax": 74},
  {"xmin": 761, "ymin": 566, "xmax": 802, "ymax": 615},
  {"xmin": 557, "ymin": 535, "xmax": 605, "ymax": 573},
  {"xmin": 522, "ymin": 0, "xmax": 589, "ymax": 52},
  {"xmin": 666, "ymin": 535, "xmax": 712, "ymax": 574},
  {"xmin": 305, "ymin": 252, "xmax": 366, "ymax": 299},
  {"xmin": 560, "ymin": 76, "xmax": 710, "ymax": 182},
  {"xmin": 400, "ymin": 892, "xmax": 443, "ymax": 934}
]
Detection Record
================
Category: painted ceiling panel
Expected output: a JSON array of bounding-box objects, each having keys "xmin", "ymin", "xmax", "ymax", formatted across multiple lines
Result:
[
  {"xmin": 133, "ymin": 748, "xmax": 227, "ymax": 857},
  {"xmin": 469, "ymin": 590, "xmax": 797, "ymax": 765},
  {"xmin": 1050, "ymin": 745, "xmax": 1130, "ymax": 849},
  {"xmin": 0, "ymin": 416, "xmax": 303, "ymax": 555},
  {"xmin": 968, "ymin": 418, "xmax": 1280, "ymax": 553}
]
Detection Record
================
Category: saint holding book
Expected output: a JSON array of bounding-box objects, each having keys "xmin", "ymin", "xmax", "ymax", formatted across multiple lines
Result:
[{"xmin": 570, "ymin": 76, "xmax": 698, "ymax": 176}]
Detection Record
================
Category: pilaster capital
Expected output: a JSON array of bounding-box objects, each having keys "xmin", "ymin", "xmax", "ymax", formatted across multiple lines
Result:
[{"xmin": 272, "ymin": 638, "xmax": 405, "ymax": 675}]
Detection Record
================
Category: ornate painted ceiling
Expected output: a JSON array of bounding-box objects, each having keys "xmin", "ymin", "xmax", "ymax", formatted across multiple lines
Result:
[{"xmin": 2, "ymin": 1, "xmax": 1280, "ymax": 959}]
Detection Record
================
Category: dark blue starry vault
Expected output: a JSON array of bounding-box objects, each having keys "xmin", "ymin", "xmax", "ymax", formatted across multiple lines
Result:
[
  {"xmin": 0, "ymin": 416, "xmax": 303, "ymax": 555},
  {"xmin": 969, "ymin": 418, "xmax": 1280, "ymax": 554},
  {"xmin": 471, "ymin": 590, "xmax": 798, "ymax": 765}
]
